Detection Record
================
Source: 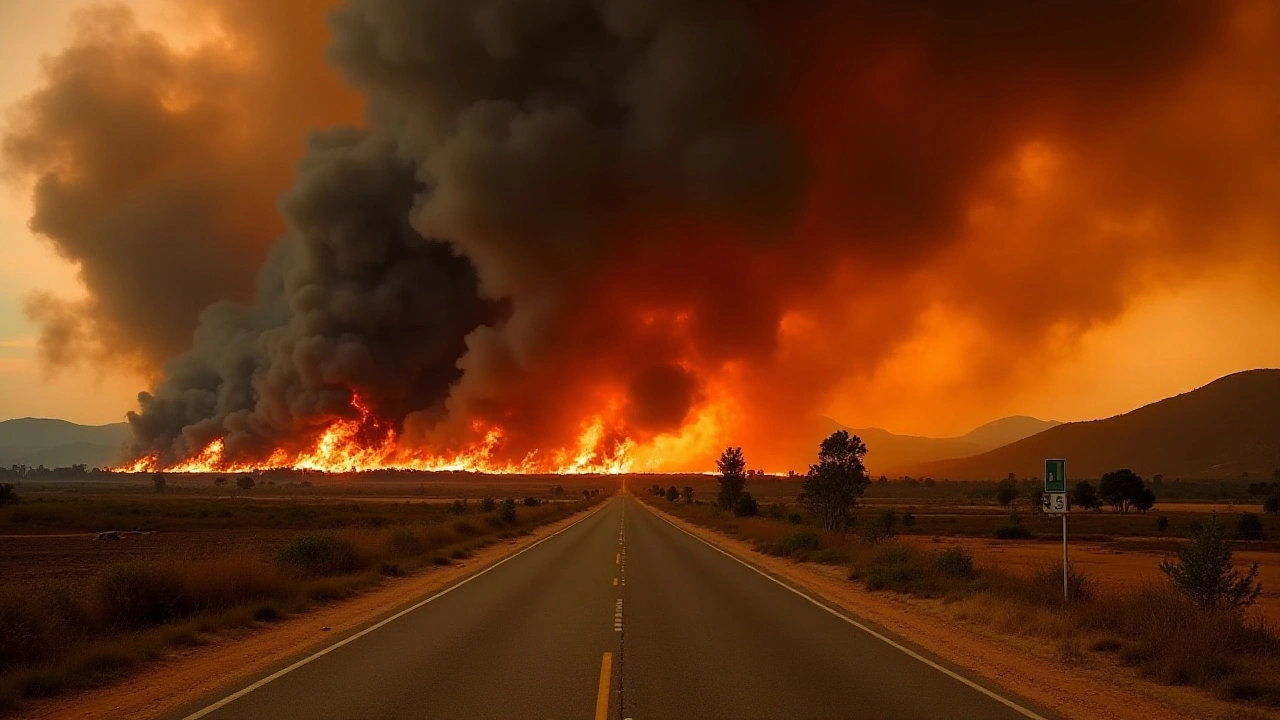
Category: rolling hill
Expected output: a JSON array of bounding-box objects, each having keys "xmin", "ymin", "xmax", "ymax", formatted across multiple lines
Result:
[
  {"xmin": 897, "ymin": 369, "xmax": 1280, "ymax": 480},
  {"xmin": 0, "ymin": 418, "xmax": 130, "ymax": 469},
  {"xmin": 837, "ymin": 416, "xmax": 1060, "ymax": 474}
]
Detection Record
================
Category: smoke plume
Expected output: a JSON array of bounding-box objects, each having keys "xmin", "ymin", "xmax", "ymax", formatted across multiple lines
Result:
[{"xmin": 7, "ymin": 0, "xmax": 1280, "ymax": 470}]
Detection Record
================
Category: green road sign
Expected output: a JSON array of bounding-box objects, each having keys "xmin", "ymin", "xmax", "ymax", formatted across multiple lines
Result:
[{"xmin": 1045, "ymin": 459, "xmax": 1066, "ymax": 492}]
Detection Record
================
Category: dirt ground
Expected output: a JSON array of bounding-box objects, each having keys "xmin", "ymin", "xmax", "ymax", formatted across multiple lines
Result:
[
  {"xmin": 647, "ymin": 500, "xmax": 1280, "ymax": 720},
  {"xmin": 908, "ymin": 535, "xmax": 1280, "ymax": 623}
]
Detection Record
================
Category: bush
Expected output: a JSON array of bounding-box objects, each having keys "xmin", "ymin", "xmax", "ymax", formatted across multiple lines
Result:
[
  {"xmin": 787, "ymin": 513, "xmax": 803, "ymax": 524},
  {"xmin": 478, "ymin": 497, "xmax": 496, "ymax": 512},
  {"xmin": 523, "ymin": 497, "xmax": 540, "ymax": 507},
  {"xmin": 860, "ymin": 511, "xmax": 898, "ymax": 544},
  {"xmin": 771, "ymin": 529, "xmax": 823, "ymax": 557},
  {"xmin": 97, "ymin": 564, "xmax": 194, "ymax": 628},
  {"xmin": 447, "ymin": 499, "xmax": 467, "ymax": 515},
  {"xmin": 1159, "ymin": 517, "xmax": 1261, "ymax": 611},
  {"xmin": 901, "ymin": 511, "xmax": 915, "ymax": 528},
  {"xmin": 498, "ymin": 498, "xmax": 517, "ymax": 524},
  {"xmin": 861, "ymin": 546, "xmax": 929, "ymax": 594},
  {"xmin": 1156, "ymin": 515, "xmax": 1169, "ymax": 532},
  {"xmin": 994, "ymin": 523, "xmax": 1032, "ymax": 540},
  {"xmin": 765, "ymin": 503, "xmax": 786, "ymax": 520},
  {"xmin": 388, "ymin": 528, "xmax": 425, "ymax": 557},
  {"xmin": 930, "ymin": 547, "xmax": 975, "ymax": 579},
  {"xmin": 1264, "ymin": 494, "xmax": 1280, "ymax": 515},
  {"xmin": 0, "ymin": 484, "xmax": 17, "ymax": 506},
  {"xmin": 1237, "ymin": 513, "xmax": 1264, "ymax": 541},
  {"xmin": 275, "ymin": 535, "xmax": 366, "ymax": 578},
  {"xmin": 733, "ymin": 492, "xmax": 759, "ymax": 517}
]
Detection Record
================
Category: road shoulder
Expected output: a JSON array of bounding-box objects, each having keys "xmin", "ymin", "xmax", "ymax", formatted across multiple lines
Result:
[
  {"xmin": 638, "ymin": 498, "xmax": 1276, "ymax": 720},
  {"xmin": 20, "ymin": 501, "xmax": 610, "ymax": 720}
]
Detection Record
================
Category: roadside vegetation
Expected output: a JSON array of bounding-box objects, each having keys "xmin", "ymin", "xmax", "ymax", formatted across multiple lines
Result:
[
  {"xmin": 0, "ymin": 492, "xmax": 601, "ymax": 714},
  {"xmin": 640, "ymin": 431, "xmax": 1280, "ymax": 710}
]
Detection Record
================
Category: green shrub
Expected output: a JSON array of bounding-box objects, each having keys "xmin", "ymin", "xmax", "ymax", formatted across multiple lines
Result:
[
  {"xmin": 771, "ymin": 529, "xmax": 822, "ymax": 557},
  {"xmin": 275, "ymin": 535, "xmax": 366, "ymax": 578},
  {"xmin": 1160, "ymin": 516, "xmax": 1261, "ymax": 610},
  {"xmin": 861, "ymin": 546, "xmax": 930, "ymax": 594},
  {"xmin": 930, "ymin": 547, "xmax": 975, "ymax": 579}
]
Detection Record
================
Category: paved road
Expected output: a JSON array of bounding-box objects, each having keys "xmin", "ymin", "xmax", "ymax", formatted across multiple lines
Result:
[{"xmin": 176, "ymin": 495, "xmax": 1050, "ymax": 719}]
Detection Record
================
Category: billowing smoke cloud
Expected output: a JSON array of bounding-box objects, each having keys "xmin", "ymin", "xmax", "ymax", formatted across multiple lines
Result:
[{"xmin": 8, "ymin": 0, "xmax": 1279, "ymax": 470}]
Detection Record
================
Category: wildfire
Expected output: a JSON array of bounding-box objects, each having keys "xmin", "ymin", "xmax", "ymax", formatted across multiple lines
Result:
[{"xmin": 117, "ymin": 395, "xmax": 644, "ymax": 475}]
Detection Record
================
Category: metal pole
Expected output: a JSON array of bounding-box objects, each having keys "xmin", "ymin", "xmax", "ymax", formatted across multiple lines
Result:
[{"xmin": 1062, "ymin": 513, "xmax": 1068, "ymax": 601}]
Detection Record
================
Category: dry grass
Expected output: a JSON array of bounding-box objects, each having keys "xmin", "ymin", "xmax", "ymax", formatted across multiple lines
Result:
[{"xmin": 0, "ymin": 498, "xmax": 596, "ymax": 714}]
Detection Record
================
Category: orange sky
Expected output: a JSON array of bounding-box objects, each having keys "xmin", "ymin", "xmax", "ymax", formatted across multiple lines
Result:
[{"xmin": 1, "ymin": 0, "xmax": 1278, "ymax": 442}]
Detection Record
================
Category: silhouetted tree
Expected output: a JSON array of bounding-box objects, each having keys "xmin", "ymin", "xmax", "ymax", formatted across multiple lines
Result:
[
  {"xmin": 995, "ymin": 478, "xmax": 1019, "ymax": 507},
  {"xmin": 716, "ymin": 447, "xmax": 747, "ymax": 509},
  {"xmin": 1265, "ymin": 495, "xmax": 1280, "ymax": 515},
  {"xmin": 1160, "ymin": 516, "xmax": 1261, "ymax": 610},
  {"xmin": 1071, "ymin": 481, "xmax": 1101, "ymax": 511},
  {"xmin": 1098, "ymin": 469, "xmax": 1152, "ymax": 513},
  {"xmin": 733, "ymin": 492, "xmax": 758, "ymax": 517},
  {"xmin": 665, "ymin": 485, "xmax": 679, "ymax": 502},
  {"xmin": 0, "ymin": 483, "xmax": 17, "ymax": 506},
  {"xmin": 480, "ymin": 496, "xmax": 497, "ymax": 512},
  {"xmin": 1156, "ymin": 515, "xmax": 1169, "ymax": 532},
  {"xmin": 799, "ymin": 431, "xmax": 870, "ymax": 531},
  {"xmin": 1237, "ymin": 513, "xmax": 1263, "ymax": 541},
  {"xmin": 498, "ymin": 498, "xmax": 517, "ymax": 523},
  {"xmin": 681, "ymin": 486, "xmax": 694, "ymax": 504},
  {"xmin": 214, "ymin": 476, "xmax": 228, "ymax": 488},
  {"xmin": 236, "ymin": 475, "xmax": 255, "ymax": 492}
]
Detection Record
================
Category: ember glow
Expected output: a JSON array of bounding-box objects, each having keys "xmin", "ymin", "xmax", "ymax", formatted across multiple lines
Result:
[{"xmin": 117, "ymin": 396, "xmax": 639, "ymax": 475}]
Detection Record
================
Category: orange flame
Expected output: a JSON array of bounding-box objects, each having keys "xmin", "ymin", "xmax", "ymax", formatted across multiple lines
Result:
[{"xmin": 117, "ymin": 395, "xmax": 646, "ymax": 475}]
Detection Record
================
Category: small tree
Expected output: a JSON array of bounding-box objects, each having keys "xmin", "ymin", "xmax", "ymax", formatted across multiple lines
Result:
[
  {"xmin": 1098, "ymin": 469, "xmax": 1152, "ymax": 513},
  {"xmin": 681, "ymin": 486, "xmax": 694, "ymax": 504},
  {"xmin": 0, "ymin": 483, "xmax": 18, "ymax": 506},
  {"xmin": 1264, "ymin": 494, "xmax": 1280, "ymax": 515},
  {"xmin": 799, "ymin": 431, "xmax": 870, "ymax": 531},
  {"xmin": 236, "ymin": 475, "xmax": 255, "ymax": 492},
  {"xmin": 1071, "ymin": 481, "xmax": 1101, "ymax": 511},
  {"xmin": 214, "ymin": 476, "xmax": 228, "ymax": 488},
  {"xmin": 153, "ymin": 474, "xmax": 167, "ymax": 493},
  {"xmin": 1237, "ymin": 513, "xmax": 1264, "ymax": 541},
  {"xmin": 498, "ymin": 498, "xmax": 517, "ymax": 523},
  {"xmin": 665, "ymin": 485, "xmax": 679, "ymax": 502},
  {"xmin": 995, "ymin": 478, "xmax": 1019, "ymax": 507},
  {"xmin": 1159, "ymin": 516, "xmax": 1261, "ymax": 611},
  {"xmin": 479, "ymin": 496, "xmax": 497, "ymax": 512},
  {"xmin": 716, "ymin": 446, "xmax": 748, "ymax": 510},
  {"xmin": 733, "ymin": 492, "xmax": 758, "ymax": 517},
  {"xmin": 1156, "ymin": 515, "xmax": 1169, "ymax": 532},
  {"xmin": 523, "ymin": 496, "xmax": 540, "ymax": 507}
]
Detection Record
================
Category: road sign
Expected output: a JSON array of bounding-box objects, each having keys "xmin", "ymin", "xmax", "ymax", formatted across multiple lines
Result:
[
  {"xmin": 1045, "ymin": 459, "xmax": 1066, "ymax": 493},
  {"xmin": 1042, "ymin": 491, "xmax": 1068, "ymax": 515}
]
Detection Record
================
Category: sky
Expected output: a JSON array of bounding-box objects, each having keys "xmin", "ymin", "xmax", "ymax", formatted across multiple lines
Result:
[{"xmin": 0, "ymin": 0, "xmax": 1277, "ymax": 462}]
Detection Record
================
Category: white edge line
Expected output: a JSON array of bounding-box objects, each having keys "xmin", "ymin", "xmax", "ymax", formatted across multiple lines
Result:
[
  {"xmin": 640, "ymin": 498, "xmax": 1051, "ymax": 720},
  {"xmin": 182, "ymin": 499, "xmax": 613, "ymax": 720}
]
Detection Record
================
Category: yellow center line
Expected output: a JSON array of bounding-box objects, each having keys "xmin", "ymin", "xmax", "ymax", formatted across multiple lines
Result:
[
  {"xmin": 612, "ymin": 577, "xmax": 618, "ymax": 586},
  {"xmin": 594, "ymin": 652, "xmax": 613, "ymax": 720},
  {"xmin": 615, "ymin": 553, "xmax": 620, "ymax": 564}
]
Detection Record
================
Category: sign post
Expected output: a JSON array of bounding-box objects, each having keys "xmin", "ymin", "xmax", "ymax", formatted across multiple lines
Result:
[{"xmin": 1042, "ymin": 459, "xmax": 1069, "ymax": 600}]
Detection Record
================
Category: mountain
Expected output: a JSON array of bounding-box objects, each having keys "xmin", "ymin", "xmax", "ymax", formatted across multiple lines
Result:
[
  {"xmin": 0, "ymin": 418, "xmax": 130, "ymax": 469},
  {"xmin": 898, "ymin": 369, "xmax": 1280, "ymax": 480},
  {"xmin": 833, "ymin": 416, "xmax": 1059, "ymax": 475}
]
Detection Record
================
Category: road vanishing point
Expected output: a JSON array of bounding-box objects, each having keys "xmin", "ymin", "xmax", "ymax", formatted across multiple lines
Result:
[{"xmin": 175, "ymin": 495, "xmax": 1055, "ymax": 720}]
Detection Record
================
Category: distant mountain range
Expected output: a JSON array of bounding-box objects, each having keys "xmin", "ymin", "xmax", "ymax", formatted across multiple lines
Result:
[
  {"xmin": 0, "ymin": 418, "xmax": 129, "ymax": 469},
  {"xmin": 835, "ymin": 416, "xmax": 1061, "ymax": 474},
  {"xmin": 897, "ymin": 369, "xmax": 1280, "ymax": 480}
]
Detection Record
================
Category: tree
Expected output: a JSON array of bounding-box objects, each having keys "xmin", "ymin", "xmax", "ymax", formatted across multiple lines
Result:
[
  {"xmin": 236, "ymin": 475, "xmax": 255, "ymax": 492},
  {"xmin": 1160, "ymin": 516, "xmax": 1261, "ymax": 611},
  {"xmin": 716, "ymin": 447, "xmax": 748, "ymax": 510},
  {"xmin": 733, "ymin": 492, "xmax": 758, "ymax": 517},
  {"xmin": 214, "ymin": 476, "xmax": 228, "ymax": 488},
  {"xmin": 523, "ymin": 496, "xmax": 540, "ymax": 507},
  {"xmin": 1237, "ymin": 513, "xmax": 1264, "ymax": 541},
  {"xmin": 1098, "ymin": 469, "xmax": 1152, "ymax": 513},
  {"xmin": 1156, "ymin": 515, "xmax": 1169, "ymax": 532},
  {"xmin": 479, "ymin": 496, "xmax": 497, "ymax": 512},
  {"xmin": 995, "ymin": 478, "xmax": 1019, "ymax": 507},
  {"xmin": 153, "ymin": 474, "xmax": 167, "ymax": 493},
  {"xmin": 799, "ymin": 431, "xmax": 870, "ymax": 531},
  {"xmin": 550, "ymin": 485, "xmax": 565, "ymax": 498},
  {"xmin": 498, "ymin": 498, "xmax": 517, "ymax": 523},
  {"xmin": 1071, "ymin": 481, "xmax": 1101, "ymax": 511},
  {"xmin": 0, "ymin": 483, "xmax": 17, "ymax": 506},
  {"xmin": 681, "ymin": 486, "xmax": 694, "ymax": 504},
  {"xmin": 1265, "ymin": 495, "xmax": 1280, "ymax": 515},
  {"xmin": 665, "ymin": 485, "xmax": 679, "ymax": 502}
]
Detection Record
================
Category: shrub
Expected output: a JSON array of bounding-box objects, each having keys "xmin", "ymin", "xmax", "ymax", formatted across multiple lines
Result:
[
  {"xmin": 523, "ymin": 496, "xmax": 540, "ymax": 507},
  {"xmin": 498, "ymin": 498, "xmax": 517, "ymax": 524},
  {"xmin": 1159, "ymin": 517, "xmax": 1261, "ymax": 611},
  {"xmin": 930, "ymin": 547, "xmax": 975, "ymax": 579},
  {"xmin": 378, "ymin": 562, "xmax": 405, "ymax": 577},
  {"xmin": 861, "ymin": 546, "xmax": 929, "ymax": 594},
  {"xmin": 1237, "ymin": 513, "xmax": 1263, "ymax": 541},
  {"xmin": 994, "ymin": 523, "xmax": 1032, "ymax": 540},
  {"xmin": 97, "ymin": 564, "xmax": 194, "ymax": 628},
  {"xmin": 810, "ymin": 548, "xmax": 850, "ymax": 565},
  {"xmin": 1264, "ymin": 494, "xmax": 1280, "ymax": 515},
  {"xmin": 0, "ymin": 484, "xmax": 17, "ymax": 506},
  {"xmin": 447, "ymin": 499, "xmax": 467, "ymax": 515},
  {"xmin": 787, "ymin": 513, "xmax": 803, "ymax": 524},
  {"xmin": 860, "ymin": 511, "xmax": 898, "ymax": 543},
  {"xmin": 733, "ymin": 492, "xmax": 759, "ymax": 517},
  {"xmin": 1156, "ymin": 515, "xmax": 1169, "ymax": 532},
  {"xmin": 275, "ymin": 535, "xmax": 366, "ymax": 578},
  {"xmin": 771, "ymin": 529, "xmax": 822, "ymax": 557},
  {"xmin": 236, "ymin": 476, "xmax": 255, "ymax": 492},
  {"xmin": 901, "ymin": 511, "xmax": 915, "ymax": 528},
  {"xmin": 765, "ymin": 503, "xmax": 786, "ymax": 520},
  {"xmin": 479, "ymin": 497, "xmax": 497, "ymax": 513},
  {"xmin": 665, "ymin": 486, "xmax": 679, "ymax": 502},
  {"xmin": 388, "ymin": 528, "xmax": 425, "ymax": 556}
]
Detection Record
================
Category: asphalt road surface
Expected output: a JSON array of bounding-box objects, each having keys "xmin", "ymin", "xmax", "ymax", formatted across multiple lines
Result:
[{"xmin": 176, "ymin": 495, "xmax": 1053, "ymax": 720}]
